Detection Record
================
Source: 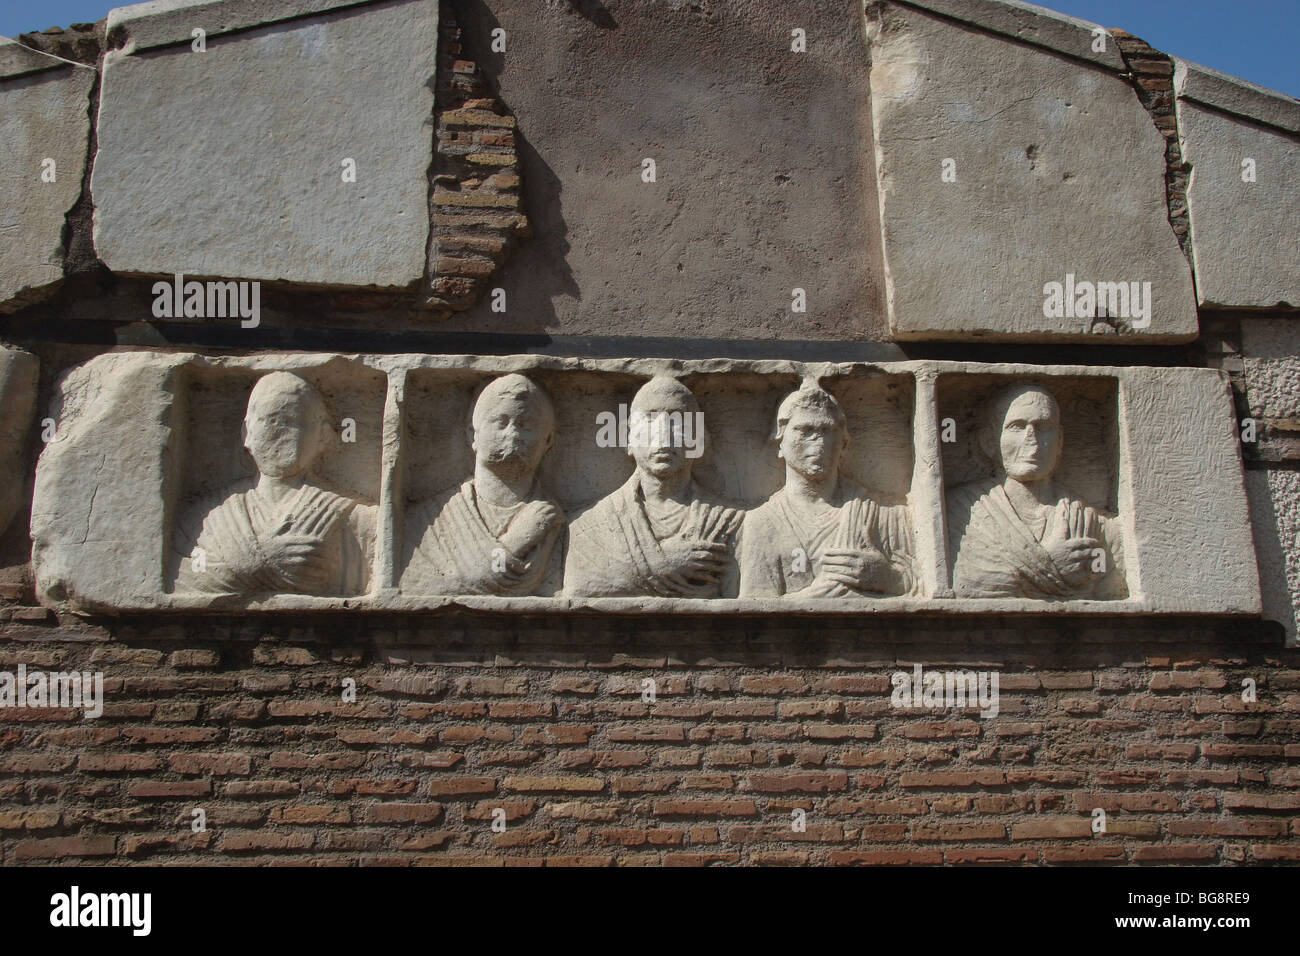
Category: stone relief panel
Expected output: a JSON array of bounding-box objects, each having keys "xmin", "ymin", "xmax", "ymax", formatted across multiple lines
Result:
[
  {"xmin": 939, "ymin": 376, "xmax": 1127, "ymax": 601},
  {"xmin": 30, "ymin": 353, "xmax": 1260, "ymax": 617},
  {"xmin": 168, "ymin": 363, "xmax": 384, "ymax": 602},
  {"xmin": 565, "ymin": 376, "xmax": 744, "ymax": 599},
  {"xmin": 736, "ymin": 377, "xmax": 918, "ymax": 600},
  {"xmin": 402, "ymin": 372, "xmax": 565, "ymax": 597}
]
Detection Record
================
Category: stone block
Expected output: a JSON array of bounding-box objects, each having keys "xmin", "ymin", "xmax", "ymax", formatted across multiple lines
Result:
[
  {"xmin": 31, "ymin": 352, "xmax": 1258, "ymax": 617},
  {"xmin": 431, "ymin": 0, "xmax": 884, "ymax": 339},
  {"xmin": 1119, "ymin": 367, "xmax": 1258, "ymax": 615},
  {"xmin": 32, "ymin": 353, "xmax": 192, "ymax": 609},
  {"xmin": 0, "ymin": 38, "xmax": 95, "ymax": 312},
  {"xmin": 1174, "ymin": 59, "xmax": 1300, "ymax": 308},
  {"xmin": 92, "ymin": 0, "xmax": 438, "ymax": 289},
  {"xmin": 866, "ymin": 0, "xmax": 1197, "ymax": 341}
]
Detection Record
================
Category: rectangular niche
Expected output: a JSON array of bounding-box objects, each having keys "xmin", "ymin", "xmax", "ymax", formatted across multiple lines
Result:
[
  {"xmin": 165, "ymin": 358, "xmax": 388, "ymax": 604},
  {"xmin": 936, "ymin": 373, "xmax": 1129, "ymax": 604},
  {"xmin": 162, "ymin": 357, "xmax": 388, "ymax": 605}
]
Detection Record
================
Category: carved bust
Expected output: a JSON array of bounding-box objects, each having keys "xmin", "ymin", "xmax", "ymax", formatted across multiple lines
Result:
[
  {"xmin": 947, "ymin": 383, "xmax": 1125, "ymax": 599},
  {"xmin": 174, "ymin": 371, "xmax": 376, "ymax": 597},
  {"xmin": 565, "ymin": 376, "xmax": 741, "ymax": 597},
  {"xmin": 738, "ymin": 382, "xmax": 919, "ymax": 598},
  {"xmin": 403, "ymin": 373, "xmax": 565, "ymax": 596}
]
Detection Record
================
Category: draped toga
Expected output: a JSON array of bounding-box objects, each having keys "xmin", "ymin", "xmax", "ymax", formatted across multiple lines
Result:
[
  {"xmin": 947, "ymin": 478, "xmax": 1126, "ymax": 600},
  {"xmin": 173, "ymin": 479, "xmax": 375, "ymax": 597},
  {"xmin": 403, "ymin": 479, "xmax": 564, "ymax": 596},
  {"xmin": 737, "ymin": 477, "xmax": 918, "ymax": 598},
  {"xmin": 564, "ymin": 474, "xmax": 743, "ymax": 598}
]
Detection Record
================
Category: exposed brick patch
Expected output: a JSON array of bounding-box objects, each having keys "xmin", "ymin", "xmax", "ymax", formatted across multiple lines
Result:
[
  {"xmin": 425, "ymin": 1, "xmax": 529, "ymax": 312},
  {"xmin": 1109, "ymin": 30, "xmax": 1192, "ymax": 262}
]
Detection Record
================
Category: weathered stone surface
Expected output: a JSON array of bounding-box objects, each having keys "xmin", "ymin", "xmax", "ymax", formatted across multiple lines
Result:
[
  {"xmin": 104, "ymin": 0, "xmax": 377, "ymax": 50},
  {"xmin": 866, "ymin": 1, "xmax": 1197, "ymax": 341},
  {"xmin": 1174, "ymin": 60, "xmax": 1300, "ymax": 308},
  {"xmin": 0, "ymin": 38, "xmax": 94, "ymax": 312},
  {"xmin": 1247, "ymin": 469, "xmax": 1299, "ymax": 642},
  {"xmin": 1241, "ymin": 318, "xmax": 1300, "ymax": 426},
  {"xmin": 431, "ymin": 0, "xmax": 885, "ymax": 340},
  {"xmin": 890, "ymin": 0, "xmax": 1125, "ymax": 71},
  {"xmin": 1175, "ymin": 58, "xmax": 1300, "ymax": 136},
  {"xmin": 31, "ymin": 353, "xmax": 191, "ymax": 609},
  {"xmin": 0, "ymin": 347, "xmax": 39, "ymax": 537},
  {"xmin": 92, "ymin": 0, "xmax": 438, "ymax": 289},
  {"xmin": 1241, "ymin": 317, "xmax": 1300, "ymax": 642},
  {"xmin": 1120, "ymin": 367, "xmax": 1258, "ymax": 615},
  {"xmin": 31, "ymin": 352, "xmax": 1257, "ymax": 617}
]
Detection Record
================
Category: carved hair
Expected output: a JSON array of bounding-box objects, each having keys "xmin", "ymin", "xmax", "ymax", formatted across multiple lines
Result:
[
  {"xmin": 771, "ymin": 384, "xmax": 847, "ymax": 443},
  {"xmin": 630, "ymin": 375, "xmax": 699, "ymax": 415},
  {"xmin": 467, "ymin": 373, "xmax": 556, "ymax": 444},
  {"xmin": 978, "ymin": 382, "xmax": 1062, "ymax": 471}
]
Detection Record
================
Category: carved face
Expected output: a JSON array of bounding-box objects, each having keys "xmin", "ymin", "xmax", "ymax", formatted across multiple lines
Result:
[
  {"xmin": 779, "ymin": 404, "xmax": 844, "ymax": 480},
  {"xmin": 243, "ymin": 380, "xmax": 327, "ymax": 479},
  {"xmin": 628, "ymin": 405, "xmax": 690, "ymax": 478},
  {"xmin": 998, "ymin": 391, "xmax": 1062, "ymax": 482},
  {"xmin": 472, "ymin": 393, "xmax": 552, "ymax": 475}
]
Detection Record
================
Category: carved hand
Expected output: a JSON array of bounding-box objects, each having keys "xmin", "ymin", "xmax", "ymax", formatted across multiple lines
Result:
[
  {"xmin": 655, "ymin": 538, "xmax": 729, "ymax": 593},
  {"xmin": 803, "ymin": 575, "xmax": 853, "ymax": 598},
  {"xmin": 817, "ymin": 547, "xmax": 895, "ymax": 594},
  {"xmin": 500, "ymin": 500, "xmax": 562, "ymax": 558},
  {"xmin": 489, "ymin": 549, "xmax": 531, "ymax": 590},
  {"xmin": 262, "ymin": 533, "xmax": 333, "ymax": 593},
  {"xmin": 1045, "ymin": 536, "xmax": 1101, "ymax": 589}
]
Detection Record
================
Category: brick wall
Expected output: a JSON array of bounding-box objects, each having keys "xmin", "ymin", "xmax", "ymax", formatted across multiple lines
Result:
[{"xmin": 2, "ymin": 610, "xmax": 1296, "ymax": 865}]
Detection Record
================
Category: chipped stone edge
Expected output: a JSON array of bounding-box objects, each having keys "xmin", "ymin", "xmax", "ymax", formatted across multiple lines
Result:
[
  {"xmin": 0, "ymin": 35, "xmax": 97, "ymax": 80},
  {"xmin": 1173, "ymin": 58, "xmax": 1300, "ymax": 137},
  {"xmin": 105, "ymin": 0, "xmax": 387, "ymax": 52},
  {"xmin": 888, "ymin": 0, "xmax": 1125, "ymax": 71}
]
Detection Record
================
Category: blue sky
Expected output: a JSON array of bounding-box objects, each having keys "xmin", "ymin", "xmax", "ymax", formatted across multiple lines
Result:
[
  {"xmin": 1049, "ymin": 0, "xmax": 1299, "ymax": 96},
  {"xmin": 1, "ymin": 0, "xmax": 1297, "ymax": 97}
]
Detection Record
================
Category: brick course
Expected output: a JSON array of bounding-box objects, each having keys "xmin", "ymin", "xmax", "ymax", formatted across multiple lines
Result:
[{"xmin": 0, "ymin": 611, "xmax": 1295, "ymax": 866}]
